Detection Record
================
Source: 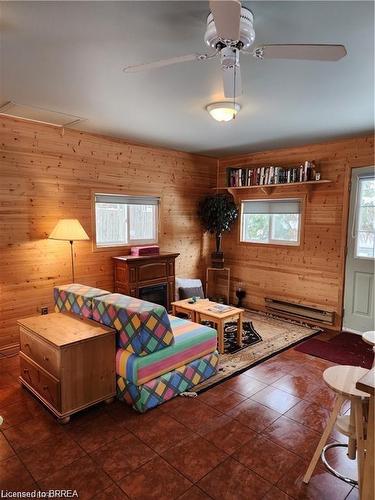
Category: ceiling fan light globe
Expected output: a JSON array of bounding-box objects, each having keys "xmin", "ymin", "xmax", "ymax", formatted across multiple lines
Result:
[{"xmin": 206, "ymin": 102, "xmax": 241, "ymax": 122}]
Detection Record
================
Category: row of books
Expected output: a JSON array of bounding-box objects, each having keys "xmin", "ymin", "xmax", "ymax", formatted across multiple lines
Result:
[{"xmin": 228, "ymin": 161, "xmax": 320, "ymax": 187}]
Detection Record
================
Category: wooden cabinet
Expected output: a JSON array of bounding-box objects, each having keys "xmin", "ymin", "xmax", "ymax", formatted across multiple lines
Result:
[
  {"xmin": 113, "ymin": 253, "xmax": 179, "ymax": 311},
  {"xmin": 20, "ymin": 355, "xmax": 60, "ymax": 409},
  {"xmin": 20, "ymin": 327, "xmax": 60, "ymax": 377},
  {"xmin": 18, "ymin": 312, "xmax": 116, "ymax": 423}
]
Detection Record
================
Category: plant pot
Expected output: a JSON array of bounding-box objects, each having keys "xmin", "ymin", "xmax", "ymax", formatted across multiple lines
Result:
[{"xmin": 211, "ymin": 251, "xmax": 224, "ymax": 269}]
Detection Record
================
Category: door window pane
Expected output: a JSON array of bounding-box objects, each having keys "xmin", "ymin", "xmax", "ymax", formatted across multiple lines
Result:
[
  {"xmin": 358, "ymin": 206, "xmax": 375, "ymax": 232},
  {"xmin": 357, "ymin": 232, "xmax": 375, "ymax": 258},
  {"xmin": 356, "ymin": 177, "xmax": 375, "ymax": 258}
]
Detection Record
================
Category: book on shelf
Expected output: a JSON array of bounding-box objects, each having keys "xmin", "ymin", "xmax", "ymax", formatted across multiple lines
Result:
[{"xmin": 227, "ymin": 161, "xmax": 320, "ymax": 188}]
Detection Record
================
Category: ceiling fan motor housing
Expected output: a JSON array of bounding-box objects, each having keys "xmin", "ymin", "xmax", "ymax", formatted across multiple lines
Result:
[
  {"xmin": 204, "ymin": 7, "xmax": 255, "ymax": 49},
  {"xmin": 220, "ymin": 46, "xmax": 240, "ymax": 68}
]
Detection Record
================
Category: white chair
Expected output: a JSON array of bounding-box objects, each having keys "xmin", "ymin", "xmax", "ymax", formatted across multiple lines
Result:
[{"xmin": 175, "ymin": 277, "xmax": 204, "ymax": 301}]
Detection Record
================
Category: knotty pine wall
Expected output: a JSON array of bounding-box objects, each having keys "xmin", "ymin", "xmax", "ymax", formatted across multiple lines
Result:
[
  {"xmin": 217, "ymin": 135, "xmax": 374, "ymax": 331},
  {"xmin": 0, "ymin": 116, "xmax": 217, "ymax": 353}
]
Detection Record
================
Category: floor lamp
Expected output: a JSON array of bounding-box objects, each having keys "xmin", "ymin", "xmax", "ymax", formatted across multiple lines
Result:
[{"xmin": 49, "ymin": 219, "xmax": 89, "ymax": 282}]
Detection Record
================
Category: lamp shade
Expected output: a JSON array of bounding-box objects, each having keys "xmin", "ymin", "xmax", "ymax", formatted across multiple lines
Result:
[{"xmin": 49, "ymin": 219, "xmax": 89, "ymax": 241}]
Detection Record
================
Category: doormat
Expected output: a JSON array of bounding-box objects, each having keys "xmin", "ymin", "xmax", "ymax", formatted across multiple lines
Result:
[{"xmin": 295, "ymin": 332, "xmax": 374, "ymax": 369}]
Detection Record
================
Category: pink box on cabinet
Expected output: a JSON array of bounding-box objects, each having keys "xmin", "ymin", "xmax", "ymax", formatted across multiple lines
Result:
[{"xmin": 130, "ymin": 245, "xmax": 160, "ymax": 256}]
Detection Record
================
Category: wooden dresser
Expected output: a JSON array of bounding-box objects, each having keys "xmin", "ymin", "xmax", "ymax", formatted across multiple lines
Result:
[
  {"xmin": 112, "ymin": 252, "xmax": 179, "ymax": 311},
  {"xmin": 18, "ymin": 312, "xmax": 116, "ymax": 423}
]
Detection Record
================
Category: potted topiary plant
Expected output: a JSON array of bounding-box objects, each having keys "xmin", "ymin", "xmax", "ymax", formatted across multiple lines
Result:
[{"xmin": 198, "ymin": 193, "xmax": 238, "ymax": 268}]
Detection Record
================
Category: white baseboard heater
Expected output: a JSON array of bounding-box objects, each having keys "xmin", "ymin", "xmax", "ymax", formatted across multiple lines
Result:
[{"xmin": 265, "ymin": 298, "xmax": 335, "ymax": 325}]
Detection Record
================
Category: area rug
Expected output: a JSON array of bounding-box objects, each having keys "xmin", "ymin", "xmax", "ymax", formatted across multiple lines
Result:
[
  {"xmin": 194, "ymin": 310, "xmax": 321, "ymax": 391},
  {"xmin": 224, "ymin": 321, "xmax": 262, "ymax": 353},
  {"xmin": 294, "ymin": 332, "xmax": 374, "ymax": 369},
  {"xmin": 201, "ymin": 320, "xmax": 262, "ymax": 353}
]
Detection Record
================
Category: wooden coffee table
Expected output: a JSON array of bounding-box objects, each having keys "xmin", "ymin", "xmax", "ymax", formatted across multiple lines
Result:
[{"xmin": 171, "ymin": 298, "xmax": 244, "ymax": 354}]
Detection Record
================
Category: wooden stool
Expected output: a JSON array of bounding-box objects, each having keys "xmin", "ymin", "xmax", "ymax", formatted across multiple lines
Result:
[{"xmin": 303, "ymin": 365, "xmax": 370, "ymax": 488}]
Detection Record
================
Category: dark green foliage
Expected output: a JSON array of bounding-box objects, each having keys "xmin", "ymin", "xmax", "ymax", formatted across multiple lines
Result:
[{"xmin": 198, "ymin": 193, "xmax": 238, "ymax": 236}]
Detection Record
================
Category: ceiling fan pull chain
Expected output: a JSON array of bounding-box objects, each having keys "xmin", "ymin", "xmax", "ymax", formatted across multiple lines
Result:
[{"xmin": 233, "ymin": 60, "xmax": 236, "ymax": 119}]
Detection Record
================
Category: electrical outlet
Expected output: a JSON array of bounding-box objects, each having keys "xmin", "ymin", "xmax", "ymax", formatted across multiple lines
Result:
[{"xmin": 41, "ymin": 306, "xmax": 48, "ymax": 315}]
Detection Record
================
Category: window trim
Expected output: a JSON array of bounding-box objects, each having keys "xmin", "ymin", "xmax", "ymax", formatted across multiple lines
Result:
[
  {"xmin": 91, "ymin": 190, "xmax": 160, "ymax": 252},
  {"xmin": 239, "ymin": 197, "xmax": 304, "ymax": 247}
]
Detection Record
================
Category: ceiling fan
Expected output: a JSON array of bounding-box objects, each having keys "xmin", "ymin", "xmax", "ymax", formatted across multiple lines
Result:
[{"xmin": 123, "ymin": 0, "xmax": 347, "ymax": 99}]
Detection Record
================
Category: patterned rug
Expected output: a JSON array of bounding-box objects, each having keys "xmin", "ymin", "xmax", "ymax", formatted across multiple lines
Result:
[
  {"xmin": 201, "ymin": 320, "xmax": 262, "ymax": 353},
  {"xmin": 195, "ymin": 309, "xmax": 321, "ymax": 392},
  {"xmin": 224, "ymin": 321, "xmax": 263, "ymax": 353}
]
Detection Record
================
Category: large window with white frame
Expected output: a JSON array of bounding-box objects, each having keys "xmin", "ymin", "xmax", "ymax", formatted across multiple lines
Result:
[
  {"xmin": 241, "ymin": 198, "xmax": 302, "ymax": 246},
  {"xmin": 94, "ymin": 193, "xmax": 159, "ymax": 248}
]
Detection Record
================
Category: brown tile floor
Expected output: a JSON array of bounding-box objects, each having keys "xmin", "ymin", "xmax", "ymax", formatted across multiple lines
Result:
[{"xmin": 0, "ymin": 347, "xmax": 358, "ymax": 500}]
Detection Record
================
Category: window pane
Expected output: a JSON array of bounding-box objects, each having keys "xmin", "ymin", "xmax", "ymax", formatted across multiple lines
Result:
[
  {"xmin": 358, "ymin": 206, "xmax": 375, "ymax": 232},
  {"xmin": 95, "ymin": 194, "xmax": 159, "ymax": 247},
  {"xmin": 360, "ymin": 178, "xmax": 375, "ymax": 206},
  {"xmin": 95, "ymin": 203, "xmax": 128, "ymax": 246},
  {"xmin": 355, "ymin": 176, "xmax": 375, "ymax": 258},
  {"xmin": 356, "ymin": 231, "xmax": 375, "ymax": 258},
  {"xmin": 242, "ymin": 213, "xmax": 270, "ymax": 242},
  {"xmin": 271, "ymin": 214, "xmax": 300, "ymax": 242},
  {"xmin": 129, "ymin": 205, "xmax": 156, "ymax": 241},
  {"xmin": 241, "ymin": 198, "xmax": 301, "ymax": 245}
]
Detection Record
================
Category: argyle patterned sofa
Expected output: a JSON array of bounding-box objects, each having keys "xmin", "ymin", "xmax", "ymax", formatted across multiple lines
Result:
[
  {"xmin": 53, "ymin": 284, "xmax": 219, "ymax": 412},
  {"xmin": 117, "ymin": 352, "xmax": 219, "ymax": 413},
  {"xmin": 54, "ymin": 283, "xmax": 110, "ymax": 319},
  {"xmin": 91, "ymin": 294, "xmax": 174, "ymax": 356},
  {"xmin": 116, "ymin": 315, "xmax": 218, "ymax": 411}
]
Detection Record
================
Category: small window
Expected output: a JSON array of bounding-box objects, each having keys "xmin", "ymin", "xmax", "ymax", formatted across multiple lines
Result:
[
  {"xmin": 241, "ymin": 199, "xmax": 302, "ymax": 246},
  {"xmin": 355, "ymin": 176, "xmax": 375, "ymax": 258},
  {"xmin": 94, "ymin": 194, "xmax": 159, "ymax": 248}
]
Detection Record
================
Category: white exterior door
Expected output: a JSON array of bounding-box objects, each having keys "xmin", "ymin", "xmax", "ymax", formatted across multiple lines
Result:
[{"xmin": 343, "ymin": 166, "xmax": 375, "ymax": 333}]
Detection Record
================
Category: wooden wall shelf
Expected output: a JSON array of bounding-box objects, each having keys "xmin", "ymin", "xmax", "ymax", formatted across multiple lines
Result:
[{"xmin": 214, "ymin": 180, "xmax": 333, "ymax": 200}]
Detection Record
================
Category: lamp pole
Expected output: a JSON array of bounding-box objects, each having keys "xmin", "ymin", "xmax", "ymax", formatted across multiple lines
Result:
[{"xmin": 69, "ymin": 240, "xmax": 75, "ymax": 283}]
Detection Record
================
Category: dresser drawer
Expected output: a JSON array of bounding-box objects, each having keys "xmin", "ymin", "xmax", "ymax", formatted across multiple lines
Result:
[
  {"xmin": 20, "ymin": 327, "xmax": 60, "ymax": 377},
  {"xmin": 20, "ymin": 354, "xmax": 60, "ymax": 410}
]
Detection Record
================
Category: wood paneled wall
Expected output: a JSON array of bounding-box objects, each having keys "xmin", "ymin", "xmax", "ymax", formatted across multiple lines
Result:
[
  {"xmin": 0, "ymin": 116, "xmax": 217, "ymax": 352},
  {"xmin": 217, "ymin": 135, "xmax": 374, "ymax": 330},
  {"xmin": 1, "ymin": 114, "xmax": 373, "ymax": 351}
]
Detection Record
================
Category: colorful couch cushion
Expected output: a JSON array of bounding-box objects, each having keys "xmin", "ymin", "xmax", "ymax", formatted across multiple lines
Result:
[
  {"xmin": 117, "ymin": 351, "xmax": 219, "ymax": 412},
  {"xmin": 92, "ymin": 293, "xmax": 174, "ymax": 356},
  {"xmin": 54, "ymin": 283, "xmax": 110, "ymax": 319},
  {"xmin": 116, "ymin": 315, "xmax": 217, "ymax": 385}
]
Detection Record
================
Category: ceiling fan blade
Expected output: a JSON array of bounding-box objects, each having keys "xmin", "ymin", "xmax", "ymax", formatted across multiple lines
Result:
[
  {"xmin": 209, "ymin": 0, "xmax": 241, "ymax": 41},
  {"xmin": 123, "ymin": 53, "xmax": 210, "ymax": 73},
  {"xmin": 222, "ymin": 64, "xmax": 242, "ymax": 98},
  {"xmin": 254, "ymin": 44, "xmax": 347, "ymax": 61}
]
